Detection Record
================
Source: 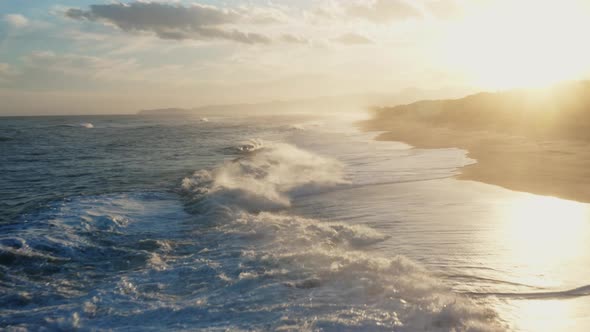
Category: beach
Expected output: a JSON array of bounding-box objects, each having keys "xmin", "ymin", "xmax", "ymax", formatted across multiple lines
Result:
[{"xmin": 361, "ymin": 83, "xmax": 590, "ymax": 203}]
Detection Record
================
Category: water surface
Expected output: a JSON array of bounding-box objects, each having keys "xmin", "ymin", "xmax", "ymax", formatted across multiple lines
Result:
[{"xmin": 1, "ymin": 114, "xmax": 589, "ymax": 331}]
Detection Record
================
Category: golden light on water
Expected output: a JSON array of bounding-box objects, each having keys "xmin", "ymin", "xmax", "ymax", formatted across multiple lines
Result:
[
  {"xmin": 500, "ymin": 195, "xmax": 588, "ymax": 265},
  {"xmin": 494, "ymin": 195, "xmax": 590, "ymax": 330},
  {"xmin": 509, "ymin": 299, "xmax": 589, "ymax": 332}
]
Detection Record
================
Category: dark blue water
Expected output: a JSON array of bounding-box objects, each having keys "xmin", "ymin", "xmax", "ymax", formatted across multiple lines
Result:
[
  {"xmin": 0, "ymin": 115, "xmax": 280, "ymax": 225},
  {"xmin": 2, "ymin": 114, "xmax": 587, "ymax": 331}
]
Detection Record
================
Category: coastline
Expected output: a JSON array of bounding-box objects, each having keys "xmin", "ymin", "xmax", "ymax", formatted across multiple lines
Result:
[{"xmin": 361, "ymin": 118, "xmax": 590, "ymax": 204}]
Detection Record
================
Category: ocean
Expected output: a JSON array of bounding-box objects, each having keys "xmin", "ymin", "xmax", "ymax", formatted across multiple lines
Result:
[{"xmin": 1, "ymin": 113, "xmax": 589, "ymax": 331}]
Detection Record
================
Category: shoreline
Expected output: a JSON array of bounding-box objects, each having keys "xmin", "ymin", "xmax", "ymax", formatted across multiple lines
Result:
[{"xmin": 362, "ymin": 119, "xmax": 590, "ymax": 204}]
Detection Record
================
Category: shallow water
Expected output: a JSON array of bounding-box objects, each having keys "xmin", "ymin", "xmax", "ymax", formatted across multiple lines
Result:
[{"xmin": 1, "ymin": 113, "xmax": 589, "ymax": 331}]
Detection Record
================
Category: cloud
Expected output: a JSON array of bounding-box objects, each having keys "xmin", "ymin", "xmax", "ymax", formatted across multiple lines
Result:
[
  {"xmin": 334, "ymin": 33, "xmax": 373, "ymax": 45},
  {"xmin": 0, "ymin": 63, "xmax": 17, "ymax": 82},
  {"xmin": 425, "ymin": 0, "xmax": 462, "ymax": 19},
  {"xmin": 312, "ymin": 0, "xmax": 460, "ymax": 24},
  {"xmin": 63, "ymin": 30, "xmax": 108, "ymax": 42},
  {"xmin": 3, "ymin": 14, "xmax": 29, "ymax": 28},
  {"xmin": 23, "ymin": 51, "xmax": 138, "ymax": 80},
  {"xmin": 64, "ymin": 2, "xmax": 273, "ymax": 44},
  {"xmin": 347, "ymin": 0, "xmax": 423, "ymax": 23},
  {"xmin": 280, "ymin": 34, "xmax": 308, "ymax": 44}
]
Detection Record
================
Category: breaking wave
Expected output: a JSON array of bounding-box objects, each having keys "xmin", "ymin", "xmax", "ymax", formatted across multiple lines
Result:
[
  {"xmin": 182, "ymin": 141, "xmax": 348, "ymax": 211},
  {"xmin": 179, "ymin": 141, "xmax": 506, "ymax": 331}
]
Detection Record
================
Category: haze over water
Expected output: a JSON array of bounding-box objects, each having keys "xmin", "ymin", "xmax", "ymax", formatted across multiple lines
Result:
[{"xmin": 1, "ymin": 114, "xmax": 589, "ymax": 331}]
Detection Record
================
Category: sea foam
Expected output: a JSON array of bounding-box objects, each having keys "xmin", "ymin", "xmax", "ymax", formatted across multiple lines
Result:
[
  {"xmin": 181, "ymin": 141, "xmax": 348, "ymax": 211},
  {"xmin": 178, "ymin": 140, "xmax": 505, "ymax": 331}
]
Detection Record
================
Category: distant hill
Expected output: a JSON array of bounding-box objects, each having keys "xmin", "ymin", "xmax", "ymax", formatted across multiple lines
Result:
[
  {"xmin": 363, "ymin": 81, "xmax": 590, "ymax": 202},
  {"xmin": 137, "ymin": 88, "xmax": 473, "ymax": 117},
  {"xmin": 369, "ymin": 81, "xmax": 590, "ymax": 141},
  {"xmin": 137, "ymin": 99, "xmax": 359, "ymax": 116},
  {"xmin": 138, "ymin": 108, "xmax": 189, "ymax": 115}
]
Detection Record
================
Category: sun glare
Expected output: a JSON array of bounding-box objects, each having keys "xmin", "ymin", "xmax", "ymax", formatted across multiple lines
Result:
[
  {"xmin": 500, "ymin": 195, "xmax": 588, "ymax": 265},
  {"xmin": 494, "ymin": 192, "xmax": 590, "ymax": 332},
  {"xmin": 442, "ymin": 0, "xmax": 590, "ymax": 90}
]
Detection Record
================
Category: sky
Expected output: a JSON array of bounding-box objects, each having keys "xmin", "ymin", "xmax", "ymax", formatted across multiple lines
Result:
[{"xmin": 1, "ymin": 0, "xmax": 590, "ymax": 115}]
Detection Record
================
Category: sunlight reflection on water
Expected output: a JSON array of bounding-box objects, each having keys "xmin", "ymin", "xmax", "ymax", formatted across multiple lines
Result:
[
  {"xmin": 494, "ymin": 195, "xmax": 590, "ymax": 330},
  {"xmin": 497, "ymin": 195, "xmax": 590, "ymax": 285}
]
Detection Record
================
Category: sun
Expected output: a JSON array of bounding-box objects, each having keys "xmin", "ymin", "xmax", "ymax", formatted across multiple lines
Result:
[{"xmin": 441, "ymin": 0, "xmax": 590, "ymax": 90}]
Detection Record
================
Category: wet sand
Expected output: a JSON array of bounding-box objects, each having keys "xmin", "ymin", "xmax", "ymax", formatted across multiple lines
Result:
[{"xmin": 361, "ymin": 83, "xmax": 590, "ymax": 202}]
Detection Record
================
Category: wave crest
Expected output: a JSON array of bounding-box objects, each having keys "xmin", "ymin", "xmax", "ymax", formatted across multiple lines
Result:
[
  {"xmin": 181, "ymin": 141, "xmax": 348, "ymax": 211},
  {"xmin": 213, "ymin": 211, "xmax": 503, "ymax": 331},
  {"xmin": 178, "ymin": 140, "xmax": 505, "ymax": 330}
]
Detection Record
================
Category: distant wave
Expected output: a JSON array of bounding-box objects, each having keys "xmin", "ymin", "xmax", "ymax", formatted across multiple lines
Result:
[
  {"xmin": 284, "ymin": 121, "xmax": 324, "ymax": 131},
  {"xmin": 288, "ymin": 124, "xmax": 306, "ymax": 131},
  {"xmin": 52, "ymin": 122, "xmax": 94, "ymax": 129},
  {"xmin": 442, "ymin": 273, "xmax": 546, "ymax": 289},
  {"xmin": 461, "ymin": 284, "xmax": 590, "ymax": 299},
  {"xmin": 235, "ymin": 138, "xmax": 265, "ymax": 153},
  {"xmin": 219, "ymin": 139, "xmax": 265, "ymax": 155}
]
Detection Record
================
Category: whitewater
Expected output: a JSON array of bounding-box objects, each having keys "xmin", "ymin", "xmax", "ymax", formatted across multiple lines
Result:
[{"xmin": 1, "ymin": 113, "xmax": 589, "ymax": 331}]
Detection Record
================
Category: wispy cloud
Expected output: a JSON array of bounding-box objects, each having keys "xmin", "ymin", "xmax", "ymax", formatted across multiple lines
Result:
[
  {"xmin": 64, "ymin": 2, "xmax": 274, "ymax": 44},
  {"xmin": 3, "ymin": 14, "xmax": 29, "ymax": 28},
  {"xmin": 23, "ymin": 51, "xmax": 139, "ymax": 80},
  {"xmin": 421, "ymin": 0, "xmax": 463, "ymax": 19},
  {"xmin": 334, "ymin": 33, "xmax": 373, "ymax": 45},
  {"xmin": 0, "ymin": 63, "xmax": 18, "ymax": 82},
  {"xmin": 347, "ymin": 0, "xmax": 423, "ymax": 23},
  {"xmin": 310, "ymin": 0, "xmax": 460, "ymax": 23},
  {"xmin": 280, "ymin": 34, "xmax": 308, "ymax": 44}
]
